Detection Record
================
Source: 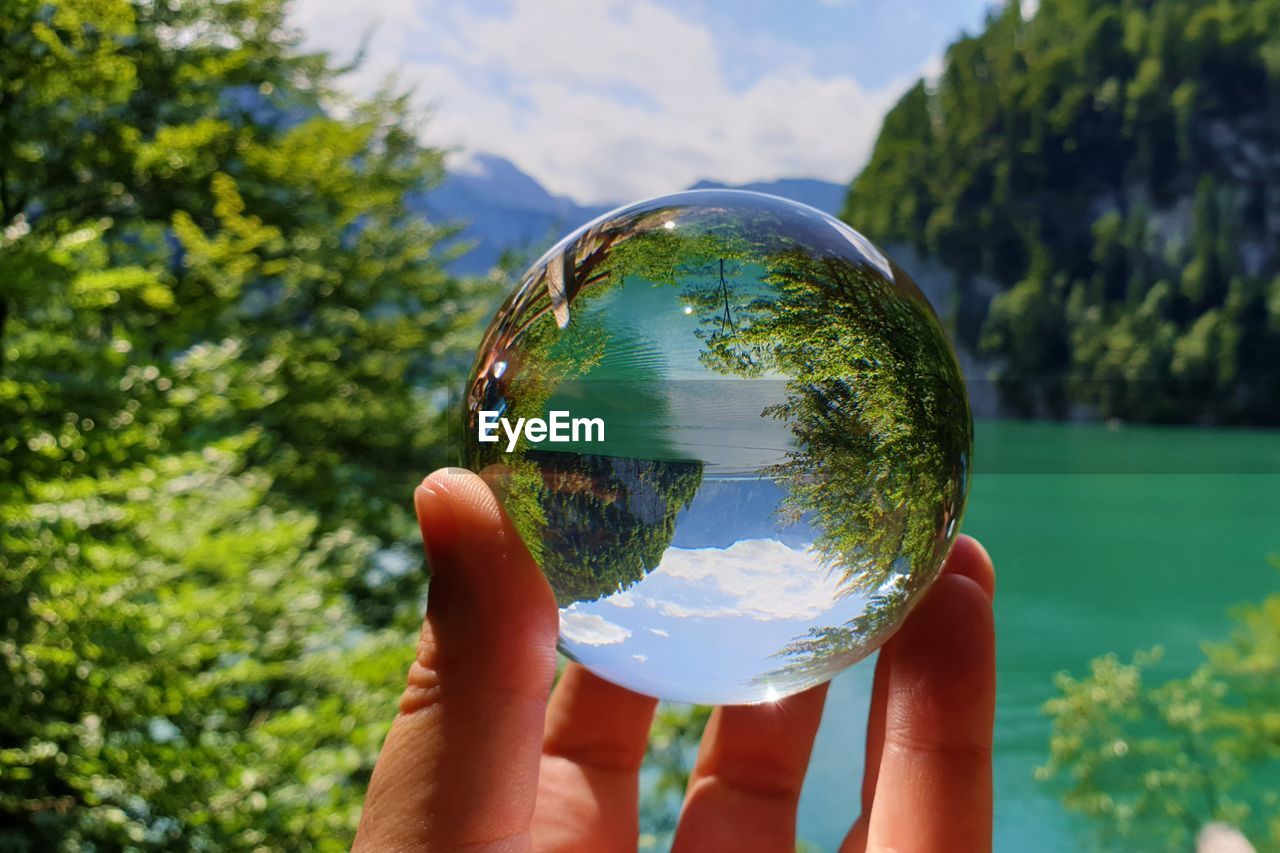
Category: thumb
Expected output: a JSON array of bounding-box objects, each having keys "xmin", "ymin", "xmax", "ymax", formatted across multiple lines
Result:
[{"xmin": 355, "ymin": 468, "xmax": 559, "ymax": 851}]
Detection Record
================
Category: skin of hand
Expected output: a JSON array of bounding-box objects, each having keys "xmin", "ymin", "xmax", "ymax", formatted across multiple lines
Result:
[{"xmin": 353, "ymin": 468, "xmax": 996, "ymax": 853}]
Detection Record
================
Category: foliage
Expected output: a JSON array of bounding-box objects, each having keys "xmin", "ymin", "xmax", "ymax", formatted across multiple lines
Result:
[
  {"xmin": 1, "ymin": 0, "xmax": 491, "ymax": 846},
  {"xmin": 671, "ymin": 228, "xmax": 970, "ymax": 686},
  {"xmin": 530, "ymin": 452, "xmax": 702, "ymax": 606},
  {"xmin": 1039, "ymin": 559, "xmax": 1280, "ymax": 850},
  {"xmin": 707, "ymin": 248, "xmax": 969, "ymax": 594},
  {"xmin": 1, "ymin": 441, "xmax": 406, "ymax": 850},
  {"xmin": 845, "ymin": 0, "xmax": 1280, "ymax": 424},
  {"xmin": 639, "ymin": 702, "xmax": 712, "ymax": 849}
]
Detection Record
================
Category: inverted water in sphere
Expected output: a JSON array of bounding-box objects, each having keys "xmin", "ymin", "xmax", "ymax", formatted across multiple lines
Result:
[{"xmin": 463, "ymin": 191, "xmax": 971, "ymax": 704}]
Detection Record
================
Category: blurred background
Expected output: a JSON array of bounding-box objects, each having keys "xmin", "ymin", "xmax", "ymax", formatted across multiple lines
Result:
[{"xmin": 2, "ymin": 0, "xmax": 1278, "ymax": 849}]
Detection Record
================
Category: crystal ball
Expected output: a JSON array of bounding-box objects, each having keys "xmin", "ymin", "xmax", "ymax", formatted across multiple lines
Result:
[{"xmin": 462, "ymin": 190, "xmax": 971, "ymax": 704}]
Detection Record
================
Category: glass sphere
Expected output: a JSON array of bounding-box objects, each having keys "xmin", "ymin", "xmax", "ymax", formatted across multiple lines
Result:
[{"xmin": 463, "ymin": 190, "xmax": 971, "ymax": 704}]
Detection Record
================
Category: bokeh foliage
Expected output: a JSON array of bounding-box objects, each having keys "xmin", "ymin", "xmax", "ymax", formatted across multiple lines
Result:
[
  {"xmin": 1038, "ymin": 560, "xmax": 1280, "ymax": 851},
  {"xmin": 1, "ymin": 0, "xmax": 493, "ymax": 847}
]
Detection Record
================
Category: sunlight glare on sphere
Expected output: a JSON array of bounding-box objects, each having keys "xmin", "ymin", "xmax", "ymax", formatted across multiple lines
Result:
[{"xmin": 463, "ymin": 191, "xmax": 971, "ymax": 705}]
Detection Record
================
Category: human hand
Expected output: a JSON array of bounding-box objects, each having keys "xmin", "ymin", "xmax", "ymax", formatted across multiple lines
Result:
[{"xmin": 353, "ymin": 468, "xmax": 995, "ymax": 852}]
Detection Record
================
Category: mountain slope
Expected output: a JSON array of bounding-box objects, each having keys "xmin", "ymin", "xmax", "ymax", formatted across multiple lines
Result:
[
  {"xmin": 687, "ymin": 178, "xmax": 847, "ymax": 217},
  {"xmin": 843, "ymin": 0, "xmax": 1280, "ymax": 424},
  {"xmin": 419, "ymin": 156, "xmax": 847, "ymax": 275},
  {"xmin": 410, "ymin": 153, "xmax": 614, "ymax": 275}
]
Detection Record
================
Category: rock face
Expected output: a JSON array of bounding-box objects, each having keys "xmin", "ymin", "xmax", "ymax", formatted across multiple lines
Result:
[
  {"xmin": 880, "ymin": 242, "xmax": 1004, "ymax": 419},
  {"xmin": 843, "ymin": 0, "xmax": 1280, "ymax": 425}
]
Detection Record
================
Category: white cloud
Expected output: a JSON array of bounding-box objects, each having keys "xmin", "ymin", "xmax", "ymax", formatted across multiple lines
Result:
[
  {"xmin": 289, "ymin": 0, "xmax": 930, "ymax": 203},
  {"xmin": 627, "ymin": 538, "xmax": 850, "ymax": 622},
  {"xmin": 560, "ymin": 608, "xmax": 631, "ymax": 646}
]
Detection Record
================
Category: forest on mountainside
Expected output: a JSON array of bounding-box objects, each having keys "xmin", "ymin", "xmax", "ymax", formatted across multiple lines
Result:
[
  {"xmin": 844, "ymin": 4, "xmax": 1280, "ymax": 848},
  {"xmin": 844, "ymin": 0, "xmax": 1280, "ymax": 424}
]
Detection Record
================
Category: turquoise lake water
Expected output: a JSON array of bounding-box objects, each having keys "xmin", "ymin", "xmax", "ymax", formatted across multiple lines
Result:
[{"xmin": 794, "ymin": 419, "xmax": 1280, "ymax": 850}]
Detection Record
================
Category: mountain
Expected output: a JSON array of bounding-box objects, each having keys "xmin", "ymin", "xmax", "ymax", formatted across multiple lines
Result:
[
  {"xmin": 410, "ymin": 153, "xmax": 614, "ymax": 275},
  {"xmin": 844, "ymin": 0, "xmax": 1280, "ymax": 425},
  {"xmin": 687, "ymin": 178, "xmax": 846, "ymax": 217},
  {"xmin": 417, "ymin": 154, "xmax": 846, "ymax": 275}
]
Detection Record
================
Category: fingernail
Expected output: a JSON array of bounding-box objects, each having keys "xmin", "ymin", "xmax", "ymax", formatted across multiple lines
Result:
[{"xmin": 415, "ymin": 478, "xmax": 458, "ymax": 570}]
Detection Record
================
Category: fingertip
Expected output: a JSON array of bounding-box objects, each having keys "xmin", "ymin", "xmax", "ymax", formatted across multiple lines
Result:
[
  {"xmin": 417, "ymin": 467, "xmax": 524, "ymax": 573},
  {"xmin": 942, "ymin": 534, "xmax": 995, "ymax": 601},
  {"xmin": 863, "ymin": 572, "xmax": 995, "ymax": 852},
  {"xmin": 417, "ymin": 467, "xmax": 559, "ymax": 664},
  {"xmin": 425, "ymin": 468, "xmax": 523, "ymax": 547},
  {"xmin": 358, "ymin": 468, "xmax": 562, "ymax": 850},
  {"xmin": 415, "ymin": 480, "xmax": 457, "ymax": 568},
  {"xmin": 902, "ymin": 573, "xmax": 993, "ymax": 649},
  {"xmin": 891, "ymin": 573, "xmax": 995, "ymax": 710},
  {"xmin": 674, "ymin": 680, "xmax": 828, "ymax": 852}
]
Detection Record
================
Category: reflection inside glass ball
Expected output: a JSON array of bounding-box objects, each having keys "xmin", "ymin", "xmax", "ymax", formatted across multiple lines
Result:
[{"xmin": 463, "ymin": 190, "xmax": 971, "ymax": 705}]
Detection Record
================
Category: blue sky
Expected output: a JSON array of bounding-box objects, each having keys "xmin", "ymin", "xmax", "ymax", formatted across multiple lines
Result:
[
  {"xmin": 648, "ymin": 0, "xmax": 992, "ymax": 90},
  {"xmin": 292, "ymin": 0, "xmax": 997, "ymax": 204}
]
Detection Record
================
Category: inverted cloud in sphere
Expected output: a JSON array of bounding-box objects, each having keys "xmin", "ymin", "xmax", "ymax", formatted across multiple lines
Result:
[
  {"xmin": 560, "ymin": 607, "xmax": 632, "ymax": 646},
  {"xmin": 613, "ymin": 538, "xmax": 849, "ymax": 622}
]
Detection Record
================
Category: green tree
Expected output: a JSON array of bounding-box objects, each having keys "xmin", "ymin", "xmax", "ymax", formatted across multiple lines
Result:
[
  {"xmin": 2, "ymin": 0, "xmax": 490, "ymax": 554},
  {"xmin": 497, "ymin": 451, "xmax": 702, "ymax": 607},
  {"xmin": 844, "ymin": 0, "xmax": 1280, "ymax": 424},
  {"xmin": 640, "ymin": 702, "xmax": 712, "ymax": 849},
  {"xmin": 1, "ymin": 439, "xmax": 407, "ymax": 850},
  {"xmin": 1039, "ymin": 559, "xmax": 1280, "ymax": 851},
  {"xmin": 2, "ymin": 0, "xmax": 489, "ymax": 846}
]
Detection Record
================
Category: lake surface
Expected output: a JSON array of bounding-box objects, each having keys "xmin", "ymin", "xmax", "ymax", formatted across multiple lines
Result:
[{"xmin": 791, "ymin": 420, "xmax": 1280, "ymax": 850}]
